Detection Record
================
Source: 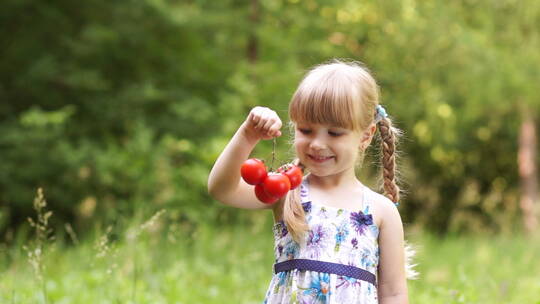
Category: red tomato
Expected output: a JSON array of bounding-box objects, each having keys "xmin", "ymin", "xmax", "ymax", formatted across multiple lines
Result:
[
  {"xmin": 278, "ymin": 165, "xmax": 303, "ymax": 190},
  {"xmin": 254, "ymin": 183, "xmax": 279, "ymax": 204},
  {"xmin": 263, "ymin": 173, "xmax": 291, "ymax": 198},
  {"xmin": 241, "ymin": 158, "xmax": 267, "ymax": 185}
]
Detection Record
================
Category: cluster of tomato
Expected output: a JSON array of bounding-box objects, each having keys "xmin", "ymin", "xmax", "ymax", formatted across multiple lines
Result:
[{"xmin": 240, "ymin": 158, "xmax": 303, "ymax": 204}]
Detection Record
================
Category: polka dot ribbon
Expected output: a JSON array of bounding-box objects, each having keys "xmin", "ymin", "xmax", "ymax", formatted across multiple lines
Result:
[{"xmin": 274, "ymin": 259, "xmax": 377, "ymax": 286}]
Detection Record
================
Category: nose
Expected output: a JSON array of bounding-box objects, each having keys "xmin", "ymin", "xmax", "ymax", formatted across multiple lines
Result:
[{"xmin": 309, "ymin": 134, "xmax": 327, "ymax": 151}]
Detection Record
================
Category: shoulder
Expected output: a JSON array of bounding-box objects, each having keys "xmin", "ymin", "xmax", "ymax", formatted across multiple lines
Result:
[{"xmin": 365, "ymin": 187, "xmax": 401, "ymax": 228}]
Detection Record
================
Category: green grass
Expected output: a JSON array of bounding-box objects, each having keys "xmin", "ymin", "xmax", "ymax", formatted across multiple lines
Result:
[
  {"xmin": 408, "ymin": 232, "xmax": 540, "ymax": 304},
  {"xmin": 1, "ymin": 213, "xmax": 540, "ymax": 303}
]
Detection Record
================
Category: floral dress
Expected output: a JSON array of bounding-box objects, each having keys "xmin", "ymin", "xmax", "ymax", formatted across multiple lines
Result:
[{"xmin": 263, "ymin": 179, "xmax": 380, "ymax": 304}]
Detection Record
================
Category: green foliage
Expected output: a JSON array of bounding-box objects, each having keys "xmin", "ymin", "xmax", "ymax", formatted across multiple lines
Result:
[
  {"xmin": 1, "ymin": 0, "xmax": 540, "ymax": 237},
  {"xmin": 0, "ymin": 0, "xmax": 233, "ymax": 234}
]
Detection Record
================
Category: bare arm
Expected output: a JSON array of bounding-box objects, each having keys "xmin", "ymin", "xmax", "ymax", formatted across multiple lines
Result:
[
  {"xmin": 207, "ymin": 107, "xmax": 283, "ymax": 209},
  {"xmin": 377, "ymin": 199, "xmax": 409, "ymax": 304}
]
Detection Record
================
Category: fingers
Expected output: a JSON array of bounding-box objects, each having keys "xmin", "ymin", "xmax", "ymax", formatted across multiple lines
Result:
[
  {"xmin": 248, "ymin": 107, "xmax": 282, "ymax": 138},
  {"xmin": 266, "ymin": 119, "xmax": 282, "ymax": 137}
]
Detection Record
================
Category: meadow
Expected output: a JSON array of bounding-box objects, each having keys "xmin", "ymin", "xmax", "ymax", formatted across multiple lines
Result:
[
  {"xmin": 2, "ymin": 1, "xmax": 540, "ymax": 303},
  {"xmin": 1, "ymin": 208, "xmax": 539, "ymax": 304}
]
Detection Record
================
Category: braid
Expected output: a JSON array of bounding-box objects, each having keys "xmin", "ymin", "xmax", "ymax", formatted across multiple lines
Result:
[
  {"xmin": 283, "ymin": 158, "xmax": 309, "ymax": 242},
  {"xmin": 377, "ymin": 117, "xmax": 400, "ymax": 204}
]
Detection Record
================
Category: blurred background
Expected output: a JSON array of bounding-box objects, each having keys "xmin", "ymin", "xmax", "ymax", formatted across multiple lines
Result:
[{"xmin": 1, "ymin": 0, "xmax": 539, "ymax": 303}]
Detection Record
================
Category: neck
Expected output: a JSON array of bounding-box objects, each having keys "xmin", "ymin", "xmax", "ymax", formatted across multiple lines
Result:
[{"xmin": 307, "ymin": 170, "xmax": 361, "ymax": 190}]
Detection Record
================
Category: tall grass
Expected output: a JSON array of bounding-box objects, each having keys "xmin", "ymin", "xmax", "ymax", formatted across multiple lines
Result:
[
  {"xmin": 1, "ymin": 199, "xmax": 539, "ymax": 303},
  {"xmin": 21, "ymin": 188, "xmax": 54, "ymax": 304}
]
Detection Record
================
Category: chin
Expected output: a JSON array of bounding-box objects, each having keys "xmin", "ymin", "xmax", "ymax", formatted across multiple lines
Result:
[{"xmin": 306, "ymin": 168, "xmax": 333, "ymax": 177}]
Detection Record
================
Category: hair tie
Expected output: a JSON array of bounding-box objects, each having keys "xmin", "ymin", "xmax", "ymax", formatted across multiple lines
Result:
[{"xmin": 374, "ymin": 105, "xmax": 388, "ymax": 123}]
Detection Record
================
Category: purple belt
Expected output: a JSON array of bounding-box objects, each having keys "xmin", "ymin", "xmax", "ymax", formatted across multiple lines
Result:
[{"xmin": 274, "ymin": 259, "xmax": 377, "ymax": 285}]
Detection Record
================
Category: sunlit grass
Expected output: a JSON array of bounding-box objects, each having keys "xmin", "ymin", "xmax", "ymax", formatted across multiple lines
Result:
[
  {"xmin": 408, "ymin": 232, "xmax": 540, "ymax": 304},
  {"xmin": 1, "ymin": 210, "xmax": 539, "ymax": 303}
]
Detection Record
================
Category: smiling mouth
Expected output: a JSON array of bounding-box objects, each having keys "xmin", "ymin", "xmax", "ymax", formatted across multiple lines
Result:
[{"xmin": 308, "ymin": 155, "xmax": 335, "ymax": 163}]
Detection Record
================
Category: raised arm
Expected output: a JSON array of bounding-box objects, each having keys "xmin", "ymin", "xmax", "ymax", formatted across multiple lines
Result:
[{"xmin": 207, "ymin": 107, "xmax": 283, "ymax": 209}]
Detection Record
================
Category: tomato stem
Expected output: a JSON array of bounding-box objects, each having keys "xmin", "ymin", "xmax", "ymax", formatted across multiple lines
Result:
[{"xmin": 271, "ymin": 137, "xmax": 276, "ymax": 171}]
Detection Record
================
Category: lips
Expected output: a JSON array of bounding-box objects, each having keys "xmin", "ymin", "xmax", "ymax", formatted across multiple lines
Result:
[{"xmin": 308, "ymin": 154, "xmax": 335, "ymax": 163}]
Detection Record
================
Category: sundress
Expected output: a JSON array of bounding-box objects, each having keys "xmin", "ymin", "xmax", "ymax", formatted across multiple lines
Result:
[{"xmin": 263, "ymin": 179, "xmax": 380, "ymax": 304}]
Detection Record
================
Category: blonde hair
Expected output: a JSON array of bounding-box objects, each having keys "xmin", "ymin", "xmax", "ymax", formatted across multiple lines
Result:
[{"xmin": 284, "ymin": 59, "xmax": 402, "ymax": 242}]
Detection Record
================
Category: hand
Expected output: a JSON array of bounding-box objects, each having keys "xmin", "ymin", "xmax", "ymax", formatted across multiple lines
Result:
[{"xmin": 242, "ymin": 106, "xmax": 282, "ymax": 142}]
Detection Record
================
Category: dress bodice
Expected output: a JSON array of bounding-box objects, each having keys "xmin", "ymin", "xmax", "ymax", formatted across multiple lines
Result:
[{"xmin": 272, "ymin": 179, "xmax": 380, "ymax": 277}]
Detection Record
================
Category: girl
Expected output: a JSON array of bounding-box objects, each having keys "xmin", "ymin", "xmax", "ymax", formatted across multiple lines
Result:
[{"xmin": 208, "ymin": 60, "xmax": 413, "ymax": 303}]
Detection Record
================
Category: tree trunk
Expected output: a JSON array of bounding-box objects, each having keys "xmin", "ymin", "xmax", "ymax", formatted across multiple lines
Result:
[
  {"xmin": 247, "ymin": 0, "xmax": 259, "ymax": 63},
  {"xmin": 518, "ymin": 110, "xmax": 538, "ymax": 234}
]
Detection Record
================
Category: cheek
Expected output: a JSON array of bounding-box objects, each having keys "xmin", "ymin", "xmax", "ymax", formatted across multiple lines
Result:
[
  {"xmin": 293, "ymin": 139, "xmax": 303, "ymax": 152},
  {"xmin": 294, "ymin": 138, "xmax": 308, "ymax": 154}
]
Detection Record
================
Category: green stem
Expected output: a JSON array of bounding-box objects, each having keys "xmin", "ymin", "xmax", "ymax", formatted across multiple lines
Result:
[
  {"xmin": 40, "ymin": 243, "xmax": 49, "ymax": 304},
  {"xmin": 131, "ymin": 241, "xmax": 137, "ymax": 303},
  {"xmin": 41, "ymin": 276, "xmax": 48, "ymax": 304},
  {"xmin": 271, "ymin": 137, "xmax": 276, "ymax": 171}
]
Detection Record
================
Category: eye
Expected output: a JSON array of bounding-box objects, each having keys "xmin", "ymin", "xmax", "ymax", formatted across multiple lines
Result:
[
  {"xmin": 328, "ymin": 131, "xmax": 343, "ymax": 137},
  {"xmin": 298, "ymin": 128, "xmax": 312, "ymax": 134}
]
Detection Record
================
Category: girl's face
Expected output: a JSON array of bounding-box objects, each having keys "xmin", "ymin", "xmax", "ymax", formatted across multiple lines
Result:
[{"xmin": 294, "ymin": 122, "xmax": 374, "ymax": 179}]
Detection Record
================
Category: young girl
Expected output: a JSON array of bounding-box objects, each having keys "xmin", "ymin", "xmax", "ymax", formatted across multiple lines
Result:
[{"xmin": 208, "ymin": 60, "xmax": 412, "ymax": 303}]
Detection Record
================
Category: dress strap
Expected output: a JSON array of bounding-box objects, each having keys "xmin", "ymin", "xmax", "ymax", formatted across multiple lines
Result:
[{"xmin": 360, "ymin": 184, "xmax": 370, "ymax": 213}]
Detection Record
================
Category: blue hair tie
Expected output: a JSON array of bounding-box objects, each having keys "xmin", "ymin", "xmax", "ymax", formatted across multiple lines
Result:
[{"xmin": 375, "ymin": 105, "xmax": 388, "ymax": 123}]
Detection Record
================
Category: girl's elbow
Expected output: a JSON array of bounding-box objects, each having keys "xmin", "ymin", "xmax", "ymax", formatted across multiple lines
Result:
[
  {"xmin": 207, "ymin": 182, "xmax": 223, "ymax": 202},
  {"xmin": 207, "ymin": 178, "xmax": 222, "ymax": 201}
]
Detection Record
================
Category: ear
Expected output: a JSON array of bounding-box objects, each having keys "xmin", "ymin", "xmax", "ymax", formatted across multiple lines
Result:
[{"xmin": 359, "ymin": 123, "xmax": 377, "ymax": 149}]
